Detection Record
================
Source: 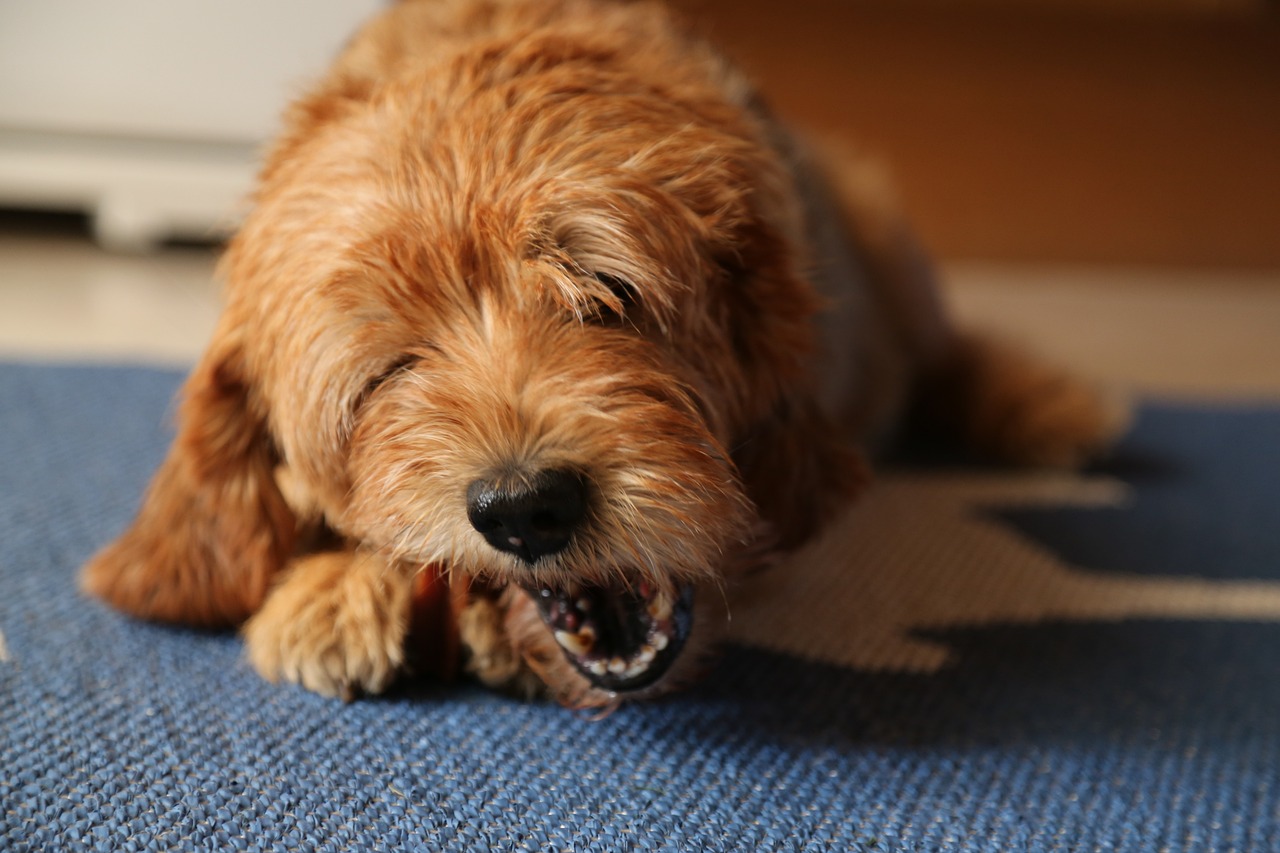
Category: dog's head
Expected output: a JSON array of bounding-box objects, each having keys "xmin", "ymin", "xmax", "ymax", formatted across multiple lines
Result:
[{"xmin": 86, "ymin": 3, "xmax": 863, "ymax": 706}]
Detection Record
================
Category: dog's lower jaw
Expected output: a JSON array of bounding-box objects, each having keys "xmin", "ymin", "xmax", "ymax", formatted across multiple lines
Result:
[
  {"xmin": 525, "ymin": 579, "xmax": 694, "ymax": 691},
  {"xmin": 495, "ymin": 580, "xmax": 724, "ymax": 710}
]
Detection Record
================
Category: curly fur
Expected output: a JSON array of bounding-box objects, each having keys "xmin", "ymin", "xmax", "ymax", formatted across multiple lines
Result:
[{"xmin": 82, "ymin": 0, "xmax": 1121, "ymax": 708}]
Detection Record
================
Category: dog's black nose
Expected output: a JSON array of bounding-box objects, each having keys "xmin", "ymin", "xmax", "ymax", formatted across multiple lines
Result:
[{"xmin": 466, "ymin": 468, "xmax": 588, "ymax": 564}]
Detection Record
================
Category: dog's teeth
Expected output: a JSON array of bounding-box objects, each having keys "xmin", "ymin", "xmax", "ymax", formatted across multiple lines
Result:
[
  {"xmin": 608, "ymin": 657, "xmax": 627, "ymax": 674},
  {"xmin": 555, "ymin": 630, "xmax": 593, "ymax": 656},
  {"xmin": 647, "ymin": 594, "xmax": 673, "ymax": 622},
  {"xmin": 554, "ymin": 630, "xmax": 578, "ymax": 653},
  {"xmin": 652, "ymin": 632, "xmax": 669, "ymax": 651},
  {"xmin": 637, "ymin": 644, "xmax": 656, "ymax": 664},
  {"xmin": 587, "ymin": 660, "xmax": 608, "ymax": 676},
  {"xmin": 624, "ymin": 660, "xmax": 650, "ymax": 679}
]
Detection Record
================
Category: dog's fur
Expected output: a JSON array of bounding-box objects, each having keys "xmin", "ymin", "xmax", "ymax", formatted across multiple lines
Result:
[{"xmin": 82, "ymin": 0, "xmax": 1121, "ymax": 709}]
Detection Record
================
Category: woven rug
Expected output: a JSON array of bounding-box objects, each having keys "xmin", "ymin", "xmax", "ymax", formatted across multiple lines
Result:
[{"xmin": 2, "ymin": 361, "xmax": 1277, "ymax": 851}]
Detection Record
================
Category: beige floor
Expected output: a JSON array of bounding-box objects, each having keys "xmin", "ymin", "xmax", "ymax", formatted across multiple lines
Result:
[
  {"xmin": 1, "ymin": 226, "xmax": 1278, "ymax": 400},
  {"xmin": 945, "ymin": 263, "xmax": 1280, "ymax": 400}
]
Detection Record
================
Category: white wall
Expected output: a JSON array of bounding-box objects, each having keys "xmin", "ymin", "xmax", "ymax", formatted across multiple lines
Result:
[{"xmin": 0, "ymin": 0, "xmax": 384, "ymax": 249}]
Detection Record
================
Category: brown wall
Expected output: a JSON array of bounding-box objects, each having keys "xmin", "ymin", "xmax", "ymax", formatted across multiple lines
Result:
[{"xmin": 673, "ymin": 1, "xmax": 1280, "ymax": 267}]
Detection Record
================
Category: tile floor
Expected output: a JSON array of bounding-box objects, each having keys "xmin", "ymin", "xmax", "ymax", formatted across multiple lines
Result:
[{"xmin": 1, "ymin": 219, "xmax": 1278, "ymax": 400}]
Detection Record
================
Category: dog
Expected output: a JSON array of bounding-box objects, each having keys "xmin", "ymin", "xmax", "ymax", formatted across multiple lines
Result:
[{"xmin": 81, "ymin": 0, "xmax": 1120, "ymax": 709}]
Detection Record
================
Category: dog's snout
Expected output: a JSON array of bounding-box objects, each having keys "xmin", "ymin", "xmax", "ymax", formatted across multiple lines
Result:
[{"xmin": 466, "ymin": 468, "xmax": 588, "ymax": 564}]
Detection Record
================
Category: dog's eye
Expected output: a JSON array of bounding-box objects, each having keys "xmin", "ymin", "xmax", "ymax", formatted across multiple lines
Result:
[
  {"xmin": 355, "ymin": 355, "xmax": 416, "ymax": 411},
  {"xmin": 592, "ymin": 273, "xmax": 638, "ymax": 323}
]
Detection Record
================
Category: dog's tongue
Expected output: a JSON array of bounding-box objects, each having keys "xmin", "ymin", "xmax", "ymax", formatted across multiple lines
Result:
[{"xmin": 527, "ymin": 580, "xmax": 693, "ymax": 692}]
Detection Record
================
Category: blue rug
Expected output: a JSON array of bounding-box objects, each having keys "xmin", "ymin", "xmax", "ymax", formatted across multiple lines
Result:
[{"xmin": 2, "ymin": 361, "xmax": 1278, "ymax": 851}]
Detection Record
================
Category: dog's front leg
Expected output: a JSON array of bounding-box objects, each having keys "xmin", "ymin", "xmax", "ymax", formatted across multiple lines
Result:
[{"xmin": 243, "ymin": 549, "xmax": 415, "ymax": 701}]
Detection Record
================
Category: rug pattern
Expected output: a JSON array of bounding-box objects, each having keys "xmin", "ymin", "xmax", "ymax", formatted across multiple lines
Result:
[{"xmin": 1, "ymin": 363, "xmax": 1277, "ymax": 851}]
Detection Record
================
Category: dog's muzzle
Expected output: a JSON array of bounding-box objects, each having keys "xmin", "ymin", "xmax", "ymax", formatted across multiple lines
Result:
[{"xmin": 465, "ymin": 466, "xmax": 695, "ymax": 692}]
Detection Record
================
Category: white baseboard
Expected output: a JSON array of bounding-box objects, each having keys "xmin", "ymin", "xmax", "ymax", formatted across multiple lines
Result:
[{"xmin": 0, "ymin": 128, "xmax": 257, "ymax": 252}]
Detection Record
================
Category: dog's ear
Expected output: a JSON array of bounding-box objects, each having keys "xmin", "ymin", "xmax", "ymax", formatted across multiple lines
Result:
[
  {"xmin": 733, "ymin": 392, "xmax": 869, "ymax": 552},
  {"xmin": 714, "ymin": 208, "xmax": 868, "ymax": 551},
  {"xmin": 81, "ymin": 331, "xmax": 295, "ymax": 627}
]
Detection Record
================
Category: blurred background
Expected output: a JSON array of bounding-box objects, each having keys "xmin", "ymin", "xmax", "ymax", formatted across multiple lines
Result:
[
  {"xmin": 681, "ymin": 0, "xmax": 1280, "ymax": 268},
  {"xmin": 1, "ymin": 0, "xmax": 1277, "ymax": 394}
]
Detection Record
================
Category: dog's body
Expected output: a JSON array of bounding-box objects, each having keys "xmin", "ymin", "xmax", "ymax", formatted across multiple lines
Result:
[{"xmin": 82, "ymin": 0, "xmax": 1119, "ymax": 709}]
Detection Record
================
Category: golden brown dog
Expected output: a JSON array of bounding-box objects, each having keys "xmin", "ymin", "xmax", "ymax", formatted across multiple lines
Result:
[{"xmin": 82, "ymin": 0, "xmax": 1119, "ymax": 709}]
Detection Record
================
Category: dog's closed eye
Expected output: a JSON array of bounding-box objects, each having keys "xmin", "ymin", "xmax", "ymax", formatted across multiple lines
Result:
[
  {"xmin": 355, "ymin": 355, "xmax": 418, "ymax": 412},
  {"xmin": 590, "ymin": 273, "xmax": 638, "ymax": 324}
]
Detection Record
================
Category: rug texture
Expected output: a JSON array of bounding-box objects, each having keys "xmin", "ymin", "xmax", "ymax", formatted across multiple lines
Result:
[{"xmin": 1, "ymin": 361, "xmax": 1277, "ymax": 852}]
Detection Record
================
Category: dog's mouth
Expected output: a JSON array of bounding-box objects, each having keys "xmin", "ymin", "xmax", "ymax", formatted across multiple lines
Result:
[{"xmin": 521, "ymin": 579, "xmax": 694, "ymax": 692}]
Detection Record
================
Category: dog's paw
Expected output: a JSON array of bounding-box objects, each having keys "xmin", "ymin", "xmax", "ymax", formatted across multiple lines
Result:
[
  {"xmin": 456, "ymin": 594, "xmax": 543, "ymax": 699},
  {"xmin": 243, "ymin": 551, "xmax": 413, "ymax": 701}
]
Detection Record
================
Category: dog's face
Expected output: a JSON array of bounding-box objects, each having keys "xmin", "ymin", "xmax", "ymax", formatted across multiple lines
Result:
[
  {"xmin": 84, "ymin": 7, "xmax": 863, "ymax": 707},
  {"xmin": 335, "ymin": 234, "xmax": 762, "ymax": 702}
]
